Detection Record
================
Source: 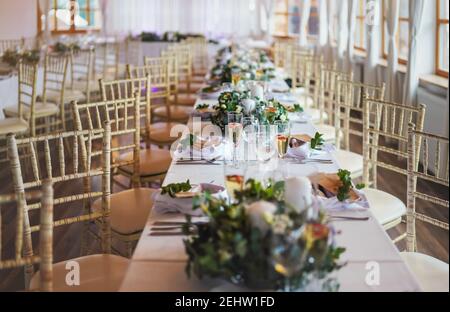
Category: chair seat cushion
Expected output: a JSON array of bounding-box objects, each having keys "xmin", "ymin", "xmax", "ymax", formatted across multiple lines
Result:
[
  {"xmin": 401, "ymin": 252, "xmax": 449, "ymax": 292},
  {"xmin": 169, "ymin": 94, "xmax": 197, "ymax": 106},
  {"xmin": 3, "ymin": 102, "xmax": 59, "ymax": 119},
  {"xmin": 72, "ymin": 80, "xmax": 101, "ymax": 93},
  {"xmin": 57, "ymin": 89, "xmax": 87, "ymax": 104},
  {"xmin": 333, "ymin": 149, "xmax": 363, "ymax": 178},
  {"xmin": 315, "ymin": 124, "xmax": 338, "ymax": 143},
  {"xmin": 153, "ymin": 106, "xmax": 193, "ymax": 121},
  {"xmin": 30, "ymin": 254, "xmax": 129, "ymax": 292},
  {"xmin": 364, "ymin": 188, "xmax": 406, "ymax": 226},
  {"xmin": 93, "ymin": 188, "xmax": 157, "ymax": 235},
  {"xmin": 118, "ymin": 148, "xmax": 172, "ymax": 178},
  {"xmin": 305, "ymin": 108, "xmax": 328, "ymax": 123},
  {"xmin": 0, "ymin": 118, "xmax": 28, "ymax": 135},
  {"xmin": 148, "ymin": 122, "xmax": 182, "ymax": 144}
]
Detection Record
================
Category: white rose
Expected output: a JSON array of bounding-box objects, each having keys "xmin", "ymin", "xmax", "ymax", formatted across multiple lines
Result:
[
  {"xmin": 242, "ymin": 99, "xmax": 256, "ymax": 114},
  {"xmin": 245, "ymin": 201, "xmax": 277, "ymax": 235},
  {"xmin": 221, "ymin": 104, "xmax": 227, "ymax": 110},
  {"xmin": 279, "ymin": 114, "xmax": 287, "ymax": 122},
  {"xmin": 235, "ymin": 106, "xmax": 243, "ymax": 114}
]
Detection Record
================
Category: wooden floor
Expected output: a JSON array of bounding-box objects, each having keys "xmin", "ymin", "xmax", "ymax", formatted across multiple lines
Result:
[{"xmin": 0, "ymin": 131, "xmax": 448, "ymax": 291}]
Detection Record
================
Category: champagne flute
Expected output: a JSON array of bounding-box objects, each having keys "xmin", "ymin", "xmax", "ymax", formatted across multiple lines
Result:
[
  {"xmin": 223, "ymin": 160, "xmax": 247, "ymax": 204},
  {"xmin": 227, "ymin": 112, "xmax": 244, "ymax": 165},
  {"xmin": 256, "ymin": 132, "xmax": 276, "ymax": 163},
  {"xmin": 231, "ymin": 68, "xmax": 241, "ymax": 86},
  {"xmin": 274, "ymin": 121, "xmax": 291, "ymax": 159}
]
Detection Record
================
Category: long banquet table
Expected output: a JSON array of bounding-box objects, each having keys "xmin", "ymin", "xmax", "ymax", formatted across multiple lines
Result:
[{"xmin": 119, "ymin": 76, "xmax": 422, "ymax": 292}]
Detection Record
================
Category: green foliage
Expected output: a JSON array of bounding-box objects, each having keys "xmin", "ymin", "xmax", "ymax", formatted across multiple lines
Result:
[
  {"xmin": 195, "ymin": 103, "xmax": 210, "ymax": 110},
  {"xmin": 310, "ymin": 132, "xmax": 325, "ymax": 150},
  {"xmin": 2, "ymin": 49, "xmax": 40, "ymax": 67},
  {"xmin": 183, "ymin": 179, "xmax": 346, "ymax": 291},
  {"xmin": 161, "ymin": 180, "xmax": 192, "ymax": 198},
  {"xmin": 336, "ymin": 169, "xmax": 355, "ymax": 202}
]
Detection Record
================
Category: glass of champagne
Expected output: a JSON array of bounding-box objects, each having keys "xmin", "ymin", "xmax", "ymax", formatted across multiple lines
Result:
[
  {"xmin": 275, "ymin": 121, "xmax": 291, "ymax": 159},
  {"xmin": 224, "ymin": 160, "xmax": 247, "ymax": 204},
  {"xmin": 227, "ymin": 112, "xmax": 244, "ymax": 165},
  {"xmin": 231, "ymin": 68, "xmax": 241, "ymax": 86}
]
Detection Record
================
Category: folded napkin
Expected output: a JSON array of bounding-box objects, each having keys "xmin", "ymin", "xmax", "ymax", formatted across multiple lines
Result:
[
  {"xmin": 173, "ymin": 136, "xmax": 224, "ymax": 160},
  {"xmin": 309, "ymin": 173, "xmax": 370, "ymax": 212},
  {"xmin": 153, "ymin": 184, "xmax": 228, "ymax": 216}
]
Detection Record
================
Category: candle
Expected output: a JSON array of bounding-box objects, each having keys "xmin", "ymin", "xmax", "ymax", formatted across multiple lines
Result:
[
  {"xmin": 284, "ymin": 177, "xmax": 313, "ymax": 213},
  {"xmin": 250, "ymin": 84, "xmax": 264, "ymax": 100}
]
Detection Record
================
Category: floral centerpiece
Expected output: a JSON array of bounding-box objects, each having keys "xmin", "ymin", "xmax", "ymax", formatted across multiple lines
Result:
[
  {"xmin": 211, "ymin": 90, "xmax": 296, "ymax": 131},
  {"xmin": 1, "ymin": 49, "xmax": 40, "ymax": 67},
  {"xmin": 52, "ymin": 42, "xmax": 81, "ymax": 54},
  {"xmin": 183, "ymin": 178, "xmax": 346, "ymax": 292}
]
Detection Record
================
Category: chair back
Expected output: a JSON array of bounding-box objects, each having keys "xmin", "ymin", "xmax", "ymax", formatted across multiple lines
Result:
[
  {"xmin": 0, "ymin": 181, "xmax": 53, "ymax": 291},
  {"xmin": 406, "ymin": 125, "xmax": 449, "ymax": 252},
  {"xmin": 7, "ymin": 126, "xmax": 111, "ymax": 287},
  {"xmin": 69, "ymin": 47, "xmax": 95, "ymax": 101},
  {"xmin": 336, "ymin": 80, "xmax": 385, "ymax": 152},
  {"xmin": 17, "ymin": 61, "xmax": 39, "ymax": 135},
  {"xmin": 362, "ymin": 97, "xmax": 426, "ymax": 189}
]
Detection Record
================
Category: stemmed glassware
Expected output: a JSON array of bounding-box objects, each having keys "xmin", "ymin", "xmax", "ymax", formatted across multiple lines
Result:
[
  {"xmin": 255, "ymin": 125, "xmax": 277, "ymax": 163},
  {"xmin": 274, "ymin": 121, "xmax": 291, "ymax": 159},
  {"xmin": 227, "ymin": 112, "xmax": 244, "ymax": 165},
  {"xmin": 223, "ymin": 160, "xmax": 247, "ymax": 204}
]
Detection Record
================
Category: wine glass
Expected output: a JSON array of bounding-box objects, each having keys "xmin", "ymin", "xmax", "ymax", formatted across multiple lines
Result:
[
  {"xmin": 227, "ymin": 112, "xmax": 244, "ymax": 165},
  {"xmin": 223, "ymin": 160, "xmax": 247, "ymax": 204},
  {"xmin": 256, "ymin": 132, "xmax": 276, "ymax": 163},
  {"xmin": 231, "ymin": 68, "xmax": 241, "ymax": 86},
  {"xmin": 274, "ymin": 121, "xmax": 291, "ymax": 159},
  {"xmin": 271, "ymin": 227, "xmax": 307, "ymax": 292}
]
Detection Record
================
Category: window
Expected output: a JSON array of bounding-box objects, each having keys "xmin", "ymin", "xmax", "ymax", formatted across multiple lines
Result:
[
  {"xmin": 381, "ymin": 0, "xmax": 410, "ymax": 64},
  {"xmin": 437, "ymin": 0, "xmax": 449, "ymax": 77},
  {"xmin": 355, "ymin": 0, "xmax": 366, "ymax": 51},
  {"xmin": 38, "ymin": 0, "xmax": 102, "ymax": 34},
  {"xmin": 273, "ymin": 0, "xmax": 300, "ymax": 36},
  {"xmin": 272, "ymin": 0, "xmax": 319, "ymax": 38}
]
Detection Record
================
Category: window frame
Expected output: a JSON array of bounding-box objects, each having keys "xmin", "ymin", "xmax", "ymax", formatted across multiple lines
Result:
[
  {"xmin": 273, "ymin": 0, "xmax": 300, "ymax": 36},
  {"xmin": 37, "ymin": 0, "xmax": 101, "ymax": 35},
  {"xmin": 436, "ymin": 0, "xmax": 449, "ymax": 78},
  {"xmin": 355, "ymin": 0, "xmax": 366, "ymax": 52},
  {"xmin": 380, "ymin": 0, "xmax": 410, "ymax": 65}
]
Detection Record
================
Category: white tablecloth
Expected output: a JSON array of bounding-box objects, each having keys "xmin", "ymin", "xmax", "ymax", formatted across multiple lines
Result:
[{"xmin": 119, "ymin": 71, "xmax": 421, "ymax": 292}]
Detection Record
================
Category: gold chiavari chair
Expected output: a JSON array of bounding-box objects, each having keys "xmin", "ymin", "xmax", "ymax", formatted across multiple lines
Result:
[
  {"xmin": 362, "ymin": 96, "xmax": 426, "ymax": 230},
  {"xmin": 187, "ymin": 37, "xmax": 209, "ymax": 80},
  {"xmin": 0, "ymin": 61, "xmax": 38, "ymax": 162},
  {"xmin": 72, "ymin": 95, "xmax": 160, "ymax": 257},
  {"xmin": 68, "ymin": 47, "xmax": 96, "ymax": 103},
  {"xmin": 0, "ymin": 182, "xmax": 53, "ymax": 292},
  {"xmin": 127, "ymin": 62, "xmax": 184, "ymax": 147},
  {"xmin": 292, "ymin": 52, "xmax": 332, "ymax": 124},
  {"xmin": 94, "ymin": 41, "xmax": 126, "ymax": 81},
  {"xmin": 400, "ymin": 125, "xmax": 449, "ymax": 292},
  {"xmin": 170, "ymin": 44, "xmax": 204, "ymax": 95},
  {"xmin": 316, "ymin": 67, "xmax": 353, "ymax": 144},
  {"xmin": 76, "ymin": 89, "xmax": 171, "ymax": 187},
  {"xmin": 124, "ymin": 38, "xmax": 142, "ymax": 67},
  {"xmin": 333, "ymin": 80, "xmax": 385, "ymax": 178},
  {"xmin": 7, "ymin": 126, "xmax": 130, "ymax": 290},
  {"xmin": 4, "ymin": 55, "xmax": 65, "ymax": 133},
  {"xmin": 143, "ymin": 55, "xmax": 193, "ymax": 122},
  {"xmin": 0, "ymin": 38, "xmax": 24, "ymax": 56}
]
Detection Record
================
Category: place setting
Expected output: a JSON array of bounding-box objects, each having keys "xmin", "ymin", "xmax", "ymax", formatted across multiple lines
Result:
[{"xmin": 0, "ymin": 0, "xmax": 447, "ymax": 297}]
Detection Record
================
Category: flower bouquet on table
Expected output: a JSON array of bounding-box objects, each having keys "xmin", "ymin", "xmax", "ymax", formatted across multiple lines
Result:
[
  {"xmin": 1, "ymin": 49, "xmax": 40, "ymax": 67},
  {"xmin": 183, "ymin": 177, "xmax": 346, "ymax": 292}
]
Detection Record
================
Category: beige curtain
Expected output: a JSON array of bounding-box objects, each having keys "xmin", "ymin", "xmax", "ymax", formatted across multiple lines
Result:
[
  {"xmin": 385, "ymin": 0, "xmax": 399, "ymax": 102},
  {"xmin": 38, "ymin": 0, "xmax": 51, "ymax": 44}
]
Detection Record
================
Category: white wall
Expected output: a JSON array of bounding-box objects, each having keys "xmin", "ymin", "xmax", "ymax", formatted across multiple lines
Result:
[{"xmin": 0, "ymin": 0, "xmax": 38, "ymax": 39}]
